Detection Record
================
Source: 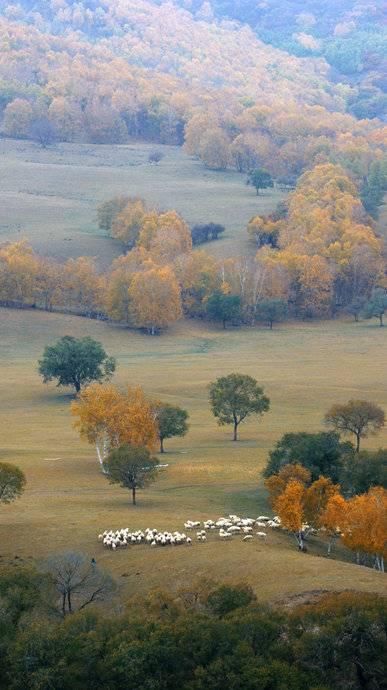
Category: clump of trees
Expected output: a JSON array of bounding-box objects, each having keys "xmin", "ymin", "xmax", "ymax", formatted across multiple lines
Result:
[
  {"xmin": 0, "ymin": 566, "xmax": 385, "ymax": 690},
  {"xmin": 191, "ymin": 223, "xmax": 225, "ymax": 245}
]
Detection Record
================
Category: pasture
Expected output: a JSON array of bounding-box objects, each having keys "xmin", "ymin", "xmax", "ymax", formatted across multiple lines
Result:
[
  {"xmin": 0, "ymin": 138, "xmax": 285, "ymax": 267},
  {"xmin": 0, "ymin": 308, "xmax": 386, "ymax": 602}
]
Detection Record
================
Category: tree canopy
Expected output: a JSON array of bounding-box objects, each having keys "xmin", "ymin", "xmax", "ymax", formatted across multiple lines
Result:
[
  {"xmin": 209, "ymin": 373, "xmax": 270, "ymax": 441},
  {"xmin": 324, "ymin": 400, "xmax": 385, "ymax": 452},
  {"xmin": 38, "ymin": 336, "xmax": 116, "ymax": 393},
  {"xmin": 264, "ymin": 431, "xmax": 353, "ymax": 482},
  {"xmin": 0, "ymin": 463, "xmax": 26, "ymax": 504},
  {"xmin": 103, "ymin": 444, "xmax": 159, "ymax": 505},
  {"xmin": 153, "ymin": 402, "xmax": 189, "ymax": 453}
]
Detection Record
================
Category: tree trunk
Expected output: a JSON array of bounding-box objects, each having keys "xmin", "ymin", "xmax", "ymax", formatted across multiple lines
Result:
[
  {"xmin": 62, "ymin": 593, "xmax": 66, "ymax": 617},
  {"xmin": 160, "ymin": 437, "xmax": 164, "ymax": 453},
  {"xmin": 67, "ymin": 591, "xmax": 72, "ymax": 614},
  {"xmin": 379, "ymin": 314, "xmax": 384, "ymax": 327},
  {"xmin": 132, "ymin": 486, "xmax": 136, "ymax": 505},
  {"xmin": 356, "ymin": 433, "xmax": 361, "ymax": 453},
  {"xmin": 233, "ymin": 421, "xmax": 238, "ymax": 441},
  {"xmin": 269, "ymin": 320, "xmax": 273, "ymax": 330},
  {"xmin": 74, "ymin": 380, "xmax": 81, "ymax": 393}
]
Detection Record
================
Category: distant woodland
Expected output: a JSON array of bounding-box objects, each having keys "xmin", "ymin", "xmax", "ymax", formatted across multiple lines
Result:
[{"xmin": 0, "ymin": 1, "xmax": 386, "ymax": 332}]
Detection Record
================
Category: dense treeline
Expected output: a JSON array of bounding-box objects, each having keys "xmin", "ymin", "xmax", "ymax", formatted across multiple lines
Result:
[
  {"xmin": 0, "ymin": 568, "xmax": 385, "ymax": 690},
  {"xmin": 1, "ymin": 159, "xmax": 385, "ymax": 332},
  {"xmin": 181, "ymin": 1, "xmax": 387, "ymax": 119},
  {"xmin": 0, "ymin": 2, "xmax": 386, "ymax": 182}
]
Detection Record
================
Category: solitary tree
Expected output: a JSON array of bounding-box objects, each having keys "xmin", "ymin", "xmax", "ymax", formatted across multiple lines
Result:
[
  {"xmin": 362, "ymin": 289, "xmax": 387, "ymax": 327},
  {"xmin": 39, "ymin": 336, "xmax": 116, "ymax": 393},
  {"xmin": 256, "ymin": 299, "xmax": 287, "ymax": 329},
  {"xmin": 104, "ymin": 444, "xmax": 159, "ymax": 505},
  {"xmin": 41, "ymin": 551, "xmax": 114, "ymax": 617},
  {"xmin": 247, "ymin": 168, "xmax": 274, "ymax": 195},
  {"xmin": 206, "ymin": 291, "xmax": 241, "ymax": 329},
  {"xmin": 153, "ymin": 402, "xmax": 189, "ymax": 453},
  {"xmin": 209, "ymin": 373, "xmax": 270, "ymax": 441},
  {"xmin": 0, "ymin": 463, "xmax": 26, "ymax": 504},
  {"xmin": 324, "ymin": 400, "xmax": 385, "ymax": 453}
]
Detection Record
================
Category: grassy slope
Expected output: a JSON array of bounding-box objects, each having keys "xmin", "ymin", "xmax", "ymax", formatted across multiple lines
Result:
[
  {"xmin": 0, "ymin": 138, "xmax": 285, "ymax": 267},
  {"xmin": 0, "ymin": 308, "xmax": 386, "ymax": 601}
]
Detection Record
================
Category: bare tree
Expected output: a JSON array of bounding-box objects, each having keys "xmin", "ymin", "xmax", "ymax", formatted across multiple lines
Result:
[{"xmin": 41, "ymin": 552, "xmax": 115, "ymax": 617}]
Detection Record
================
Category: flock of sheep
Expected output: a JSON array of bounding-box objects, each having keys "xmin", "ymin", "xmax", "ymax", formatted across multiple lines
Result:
[{"xmin": 98, "ymin": 514, "xmax": 282, "ymax": 550}]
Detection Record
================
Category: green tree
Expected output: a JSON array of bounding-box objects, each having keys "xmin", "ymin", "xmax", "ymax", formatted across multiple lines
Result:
[
  {"xmin": 360, "ymin": 161, "xmax": 387, "ymax": 218},
  {"xmin": 263, "ymin": 431, "xmax": 352, "ymax": 482},
  {"xmin": 0, "ymin": 463, "xmax": 26, "ymax": 504},
  {"xmin": 96, "ymin": 196, "xmax": 130, "ymax": 232},
  {"xmin": 362, "ymin": 288, "xmax": 387, "ymax": 327},
  {"xmin": 209, "ymin": 373, "xmax": 270, "ymax": 441},
  {"xmin": 324, "ymin": 400, "xmax": 385, "ymax": 453},
  {"xmin": 256, "ymin": 298, "xmax": 287, "ymax": 329},
  {"xmin": 153, "ymin": 402, "xmax": 189, "ymax": 453},
  {"xmin": 38, "ymin": 336, "xmax": 116, "ymax": 393},
  {"xmin": 247, "ymin": 168, "xmax": 274, "ymax": 195},
  {"xmin": 206, "ymin": 291, "xmax": 241, "ymax": 329},
  {"xmin": 340, "ymin": 448, "xmax": 387, "ymax": 495},
  {"xmin": 103, "ymin": 444, "xmax": 159, "ymax": 505}
]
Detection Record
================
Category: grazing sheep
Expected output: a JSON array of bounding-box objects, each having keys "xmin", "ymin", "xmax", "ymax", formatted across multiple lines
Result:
[
  {"xmin": 256, "ymin": 531, "xmax": 267, "ymax": 540},
  {"xmin": 243, "ymin": 535, "xmax": 253, "ymax": 541}
]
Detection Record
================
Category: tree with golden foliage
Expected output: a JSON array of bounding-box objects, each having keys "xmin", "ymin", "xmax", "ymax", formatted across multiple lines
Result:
[
  {"xmin": 174, "ymin": 250, "xmax": 220, "ymax": 317},
  {"xmin": 137, "ymin": 210, "xmax": 192, "ymax": 264},
  {"xmin": 273, "ymin": 472, "xmax": 341, "ymax": 550},
  {"xmin": 323, "ymin": 488, "xmax": 387, "ymax": 570},
  {"xmin": 71, "ymin": 383, "xmax": 158, "ymax": 468},
  {"xmin": 129, "ymin": 265, "xmax": 182, "ymax": 334},
  {"xmin": 265, "ymin": 463, "xmax": 311, "ymax": 508},
  {"xmin": 105, "ymin": 248, "xmax": 152, "ymax": 323},
  {"xmin": 320, "ymin": 493, "xmax": 349, "ymax": 555},
  {"xmin": 0, "ymin": 241, "xmax": 38, "ymax": 306},
  {"xmin": 111, "ymin": 198, "xmax": 149, "ymax": 247},
  {"xmin": 275, "ymin": 479, "xmax": 306, "ymax": 550}
]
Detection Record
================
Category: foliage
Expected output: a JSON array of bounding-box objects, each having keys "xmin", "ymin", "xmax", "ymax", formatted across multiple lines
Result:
[
  {"xmin": 153, "ymin": 402, "xmax": 189, "ymax": 453},
  {"xmin": 256, "ymin": 299, "xmax": 287, "ymax": 329},
  {"xmin": 38, "ymin": 336, "xmax": 116, "ymax": 393},
  {"xmin": 0, "ymin": 463, "xmax": 26, "ymax": 504},
  {"xmin": 324, "ymin": 399, "xmax": 385, "ymax": 452},
  {"xmin": 206, "ymin": 291, "xmax": 241, "ymax": 329},
  {"xmin": 129, "ymin": 265, "xmax": 183, "ymax": 334},
  {"xmin": 362, "ymin": 289, "xmax": 387, "ymax": 327},
  {"xmin": 264, "ymin": 431, "xmax": 352, "ymax": 482},
  {"xmin": 209, "ymin": 373, "xmax": 270, "ymax": 441},
  {"xmin": 322, "ymin": 487, "xmax": 387, "ymax": 570},
  {"xmin": 71, "ymin": 383, "xmax": 158, "ymax": 466},
  {"xmin": 191, "ymin": 223, "xmax": 225, "ymax": 245},
  {"xmin": 1, "ymin": 565, "xmax": 386, "ymax": 690},
  {"xmin": 247, "ymin": 169, "xmax": 274, "ymax": 195},
  {"xmin": 340, "ymin": 448, "xmax": 387, "ymax": 495},
  {"xmin": 103, "ymin": 444, "xmax": 159, "ymax": 505}
]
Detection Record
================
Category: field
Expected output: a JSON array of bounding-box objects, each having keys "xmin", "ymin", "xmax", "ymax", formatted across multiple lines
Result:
[
  {"xmin": 0, "ymin": 307, "xmax": 386, "ymax": 603},
  {"xmin": 0, "ymin": 138, "xmax": 285, "ymax": 267}
]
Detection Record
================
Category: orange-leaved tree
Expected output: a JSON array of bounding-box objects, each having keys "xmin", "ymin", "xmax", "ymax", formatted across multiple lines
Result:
[
  {"xmin": 272, "ymin": 472, "xmax": 341, "ymax": 551},
  {"xmin": 71, "ymin": 383, "xmax": 158, "ymax": 468},
  {"xmin": 129, "ymin": 265, "xmax": 182, "ymax": 334}
]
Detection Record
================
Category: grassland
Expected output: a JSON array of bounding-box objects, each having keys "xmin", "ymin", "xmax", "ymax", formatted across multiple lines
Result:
[
  {"xmin": 0, "ymin": 138, "xmax": 285, "ymax": 267},
  {"xmin": 0, "ymin": 308, "xmax": 386, "ymax": 602}
]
